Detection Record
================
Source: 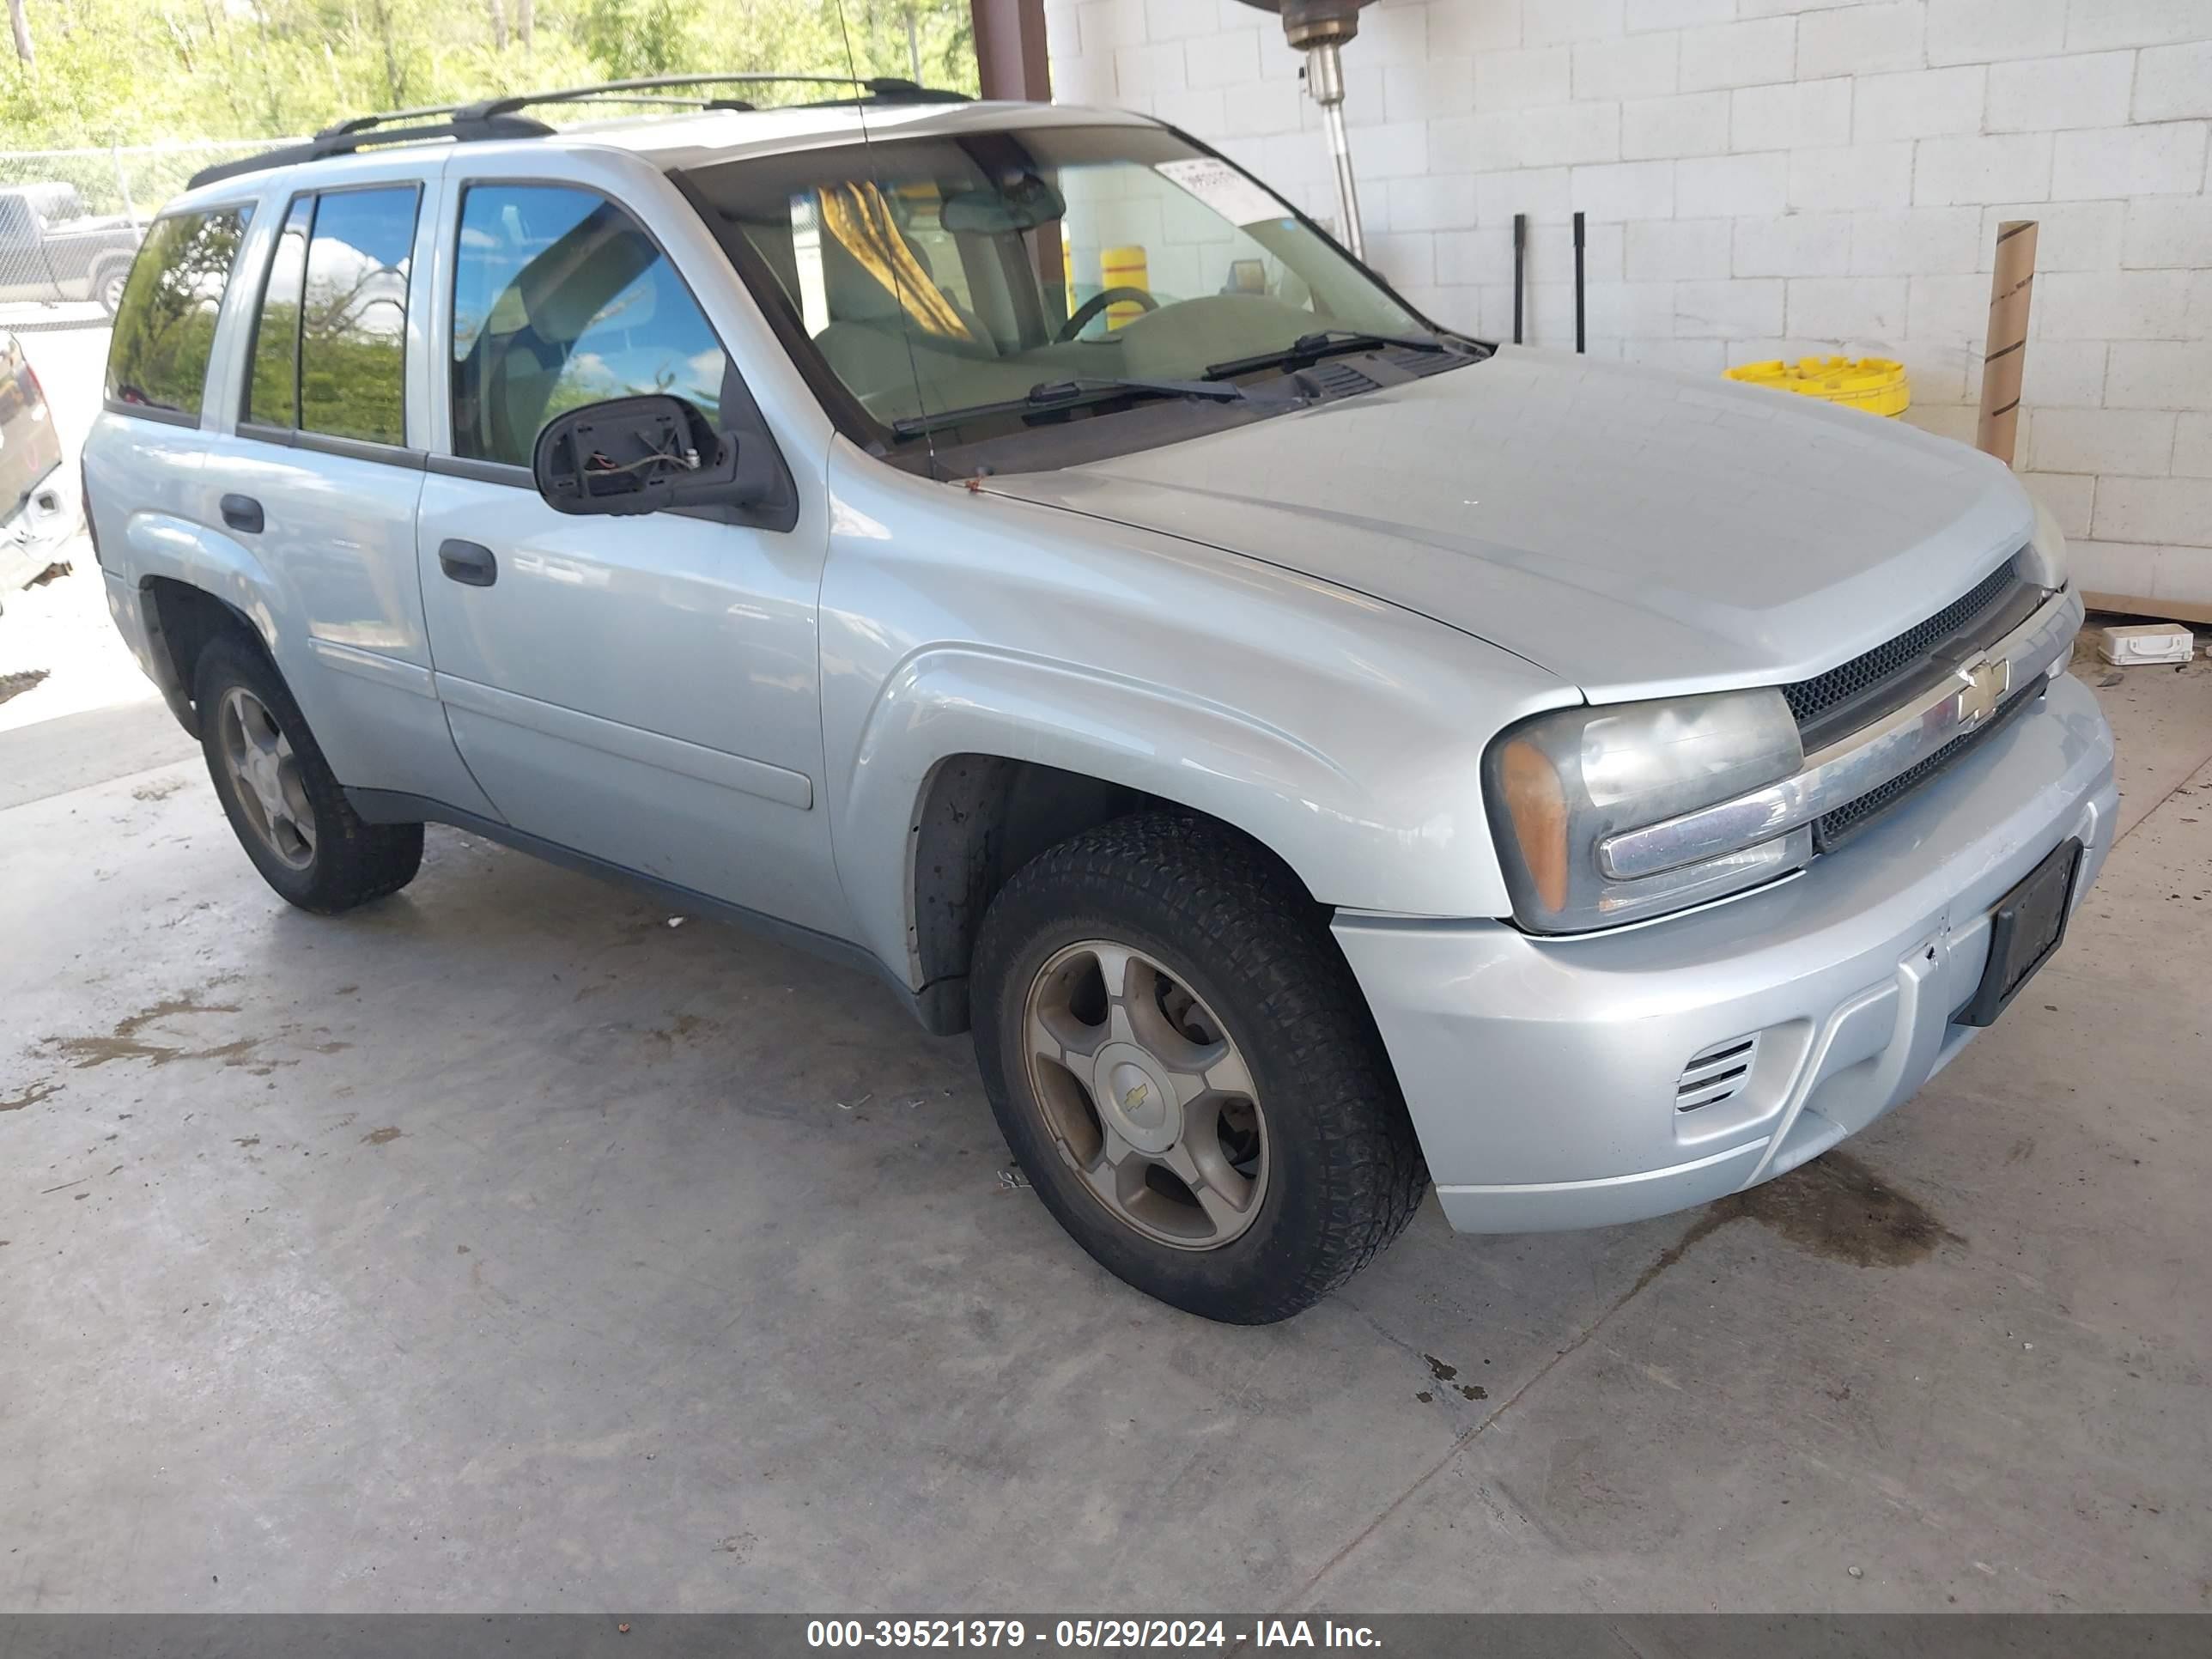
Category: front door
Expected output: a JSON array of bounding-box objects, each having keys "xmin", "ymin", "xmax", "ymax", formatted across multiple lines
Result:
[{"xmin": 416, "ymin": 179, "xmax": 841, "ymax": 936}]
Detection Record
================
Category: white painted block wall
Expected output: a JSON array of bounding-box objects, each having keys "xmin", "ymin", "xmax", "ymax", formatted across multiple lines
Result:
[{"xmin": 1042, "ymin": 0, "xmax": 2212, "ymax": 614}]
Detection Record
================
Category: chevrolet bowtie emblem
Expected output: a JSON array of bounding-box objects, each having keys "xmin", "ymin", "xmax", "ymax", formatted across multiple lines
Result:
[
  {"xmin": 1122, "ymin": 1082, "xmax": 1150, "ymax": 1112},
  {"xmin": 1959, "ymin": 656, "xmax": 2011, "ymax": 726}
]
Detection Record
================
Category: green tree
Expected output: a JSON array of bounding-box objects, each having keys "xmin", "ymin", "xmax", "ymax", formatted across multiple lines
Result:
[{"xmin": 0, "ymin": 0, "xmax": 981, "ymax": 151}]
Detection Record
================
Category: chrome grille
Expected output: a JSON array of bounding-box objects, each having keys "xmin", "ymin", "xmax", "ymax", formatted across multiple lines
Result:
[
  {"xmin": 1815, "ymin": 678, "xmax": 2045, "ymax": 849},
  {"xmin": 1784, "ymin": 558, "xmax": 2021, "ymax": 734}
]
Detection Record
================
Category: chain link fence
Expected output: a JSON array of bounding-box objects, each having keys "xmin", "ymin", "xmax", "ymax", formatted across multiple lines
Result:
[{"xmin": 0, "ymin": 140, "xmax": 295, "ymax": 325}]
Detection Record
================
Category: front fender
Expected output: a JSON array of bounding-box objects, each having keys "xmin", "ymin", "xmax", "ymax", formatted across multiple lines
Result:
[{"xmin": 821, "ymin": 442, "xmax": 1577, "ymax": 988}]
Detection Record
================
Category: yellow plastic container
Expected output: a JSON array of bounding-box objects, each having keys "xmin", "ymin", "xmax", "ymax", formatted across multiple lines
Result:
[
  {"xmin": 1724, "ymin": 356, "xmax": 1911, "ymax": 417},
  {"xmin": 1101, "ymin": 245, "xmax": 1149, "ymax": 330}
]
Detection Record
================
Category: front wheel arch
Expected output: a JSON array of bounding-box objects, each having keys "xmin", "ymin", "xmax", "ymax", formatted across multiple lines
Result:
[
  {"xmin": 905, "ymin": 753, "xmax": 1339, "ymax": 1036},
  {"xmin": 836, "ymin": 645, "xmax": 1528, "ymax": 995}
]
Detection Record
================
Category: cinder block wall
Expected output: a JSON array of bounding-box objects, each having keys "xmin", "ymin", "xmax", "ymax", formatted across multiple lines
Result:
[{"xmin": 1042, "ymin": 0, "xmax": 2212, "ymax": 615}]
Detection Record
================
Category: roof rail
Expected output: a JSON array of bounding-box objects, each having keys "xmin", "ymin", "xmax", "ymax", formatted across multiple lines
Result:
[
  {"xmin": 185, "ymin": 112, "xmax": 555, "ymax": 191},
  {"xmin": 459, "ymin": 72, "xmax": 972, "ymax": 122},
  {"xmin": 185, "ymin": 72, "xmax": 972, "ymax": 192}
]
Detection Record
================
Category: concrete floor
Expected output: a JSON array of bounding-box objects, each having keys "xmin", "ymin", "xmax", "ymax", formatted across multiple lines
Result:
[{"xmin": 0, "ymin": 636, "xmax": 2205, "ymax": 1614}]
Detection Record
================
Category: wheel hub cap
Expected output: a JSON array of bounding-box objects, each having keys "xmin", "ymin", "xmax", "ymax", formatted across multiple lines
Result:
[{"xmin": 1097, "ymin": 1043, "xmax": 1182, "ymax": 1153}]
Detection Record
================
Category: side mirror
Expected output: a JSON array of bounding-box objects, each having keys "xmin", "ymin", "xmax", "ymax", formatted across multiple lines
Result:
[{"xmin": 532, "ymin": 394, "xmax": 767, "ymax": 518}]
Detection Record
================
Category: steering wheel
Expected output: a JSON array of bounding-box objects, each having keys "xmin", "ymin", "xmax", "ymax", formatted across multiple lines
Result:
[{"xmin": 1057, "ymin": 286, "xmax": 1159, "ymax": 343}]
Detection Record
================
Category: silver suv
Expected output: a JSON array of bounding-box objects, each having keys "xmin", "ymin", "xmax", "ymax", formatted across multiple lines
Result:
[{"xmin": 85, "ymin": 77, "xmax": 2116, "ymax": 1323}]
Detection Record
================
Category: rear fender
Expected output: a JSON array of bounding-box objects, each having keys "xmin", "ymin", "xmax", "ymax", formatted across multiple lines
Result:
[{"xmin": 127, "ymin": 511, "xmax": 285, "ymax": 646}]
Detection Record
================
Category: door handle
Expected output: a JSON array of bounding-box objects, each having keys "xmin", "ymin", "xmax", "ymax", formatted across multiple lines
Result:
[
  {"xmin": 220, "ymin": 494, "xmax": 263, "ymax": 534},
  {"xmin": 438, "ymin": 538, "xmax": 497, "ymax": 587}
]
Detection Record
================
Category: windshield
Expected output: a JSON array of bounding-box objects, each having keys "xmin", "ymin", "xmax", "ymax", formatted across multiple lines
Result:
[{"xmin": 679, "ymin": 124, "xmax": 1437, "ymax": 450}]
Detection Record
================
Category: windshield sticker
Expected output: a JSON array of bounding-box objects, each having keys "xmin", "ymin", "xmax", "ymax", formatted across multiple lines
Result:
[{"xmin": 1153, "ymin": 158, "xmax": 1291, "ymax": 228}]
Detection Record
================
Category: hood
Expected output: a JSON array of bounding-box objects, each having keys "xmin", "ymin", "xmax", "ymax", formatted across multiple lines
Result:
[{"xmin": 981, "ymin": 346, "xmax": 2034, "ymax": 704}]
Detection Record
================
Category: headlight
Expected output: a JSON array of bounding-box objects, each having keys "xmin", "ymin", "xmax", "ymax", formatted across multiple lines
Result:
[
  {"xmin": 1485, "ymin": 689, "xmax": 1810, "ymax": 933},
  {"xmin": 2025, "ymin": 495, "xmax": 2069, "ymax": 591}
]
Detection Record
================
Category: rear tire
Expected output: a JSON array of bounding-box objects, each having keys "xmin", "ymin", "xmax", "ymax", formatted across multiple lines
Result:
[
  {"xmin": 972, "ymin": 811, "xmax": 1427, "ymax": 1323},
  {"xmin": 192, "ymin": 632, "xmax": 422, "ymax": 914}
]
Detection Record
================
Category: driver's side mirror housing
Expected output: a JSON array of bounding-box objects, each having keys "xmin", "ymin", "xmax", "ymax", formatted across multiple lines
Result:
[{"xmin": 531, "ymin": 395, "xmax": 775, "ymax": 518}]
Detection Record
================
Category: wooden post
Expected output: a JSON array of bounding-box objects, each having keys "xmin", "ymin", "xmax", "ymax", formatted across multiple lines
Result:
[{"xmin": 1977, "ymin": 220, "xmax": 2038, "ymax": 466}]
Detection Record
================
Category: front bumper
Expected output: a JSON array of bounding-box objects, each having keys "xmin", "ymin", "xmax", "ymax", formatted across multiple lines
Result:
[{"xmin": 1334, "ymin": 670, "xmax": 2117, "ymax": 1234}]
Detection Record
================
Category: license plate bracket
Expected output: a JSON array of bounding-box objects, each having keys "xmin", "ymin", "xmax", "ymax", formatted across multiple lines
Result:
[{"xmin": 1960, "ymin": 837, "xmax": 2082, "ymax": 1028}]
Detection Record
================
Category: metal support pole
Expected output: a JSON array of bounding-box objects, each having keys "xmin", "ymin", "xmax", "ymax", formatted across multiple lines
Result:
[
  {"xmin": 1512, "ymin": 213, "xmax": 1525, "ymax": 344},
  {"xmin": 969, "ymin": 0, "xmax": 1050, "ymax": 102},
  {"xmin": 1304, "ymin": 40, "xmax": 1364, "ymax": 260},
  {"xmin": 1572, "ymin": 211, "xmax": 1587, "ymax": 355},
  {"xmin": 969, "ymin": 0, "xmax": 1059, "ymax": 306},
  {"xmin": 112, "ymin": 143, "xmax": 138, "ymax": 229}
]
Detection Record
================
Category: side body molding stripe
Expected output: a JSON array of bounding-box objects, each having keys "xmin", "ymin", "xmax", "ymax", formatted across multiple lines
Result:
[
  {"xmin": 430, "ymin": 672, "xmax": 815, "ymax": 811},
  {"xmin": 307, "ymin": 637, "xmax": 438, "ymax": 698}
]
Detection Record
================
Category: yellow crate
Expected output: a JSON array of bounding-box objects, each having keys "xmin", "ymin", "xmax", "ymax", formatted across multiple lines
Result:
[
  {"xmin": 1725, "ymin": 355, "xmax": 1911, "ymax": 417},
  {"xmin": 1101, "ymin": 245, "xmax": 1149, "ymax": 330}
]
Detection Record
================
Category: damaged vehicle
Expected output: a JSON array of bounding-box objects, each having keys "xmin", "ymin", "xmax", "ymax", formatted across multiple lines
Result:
[
  {"xmin": 0, "ymin": 327, "xmax": 77, "ymax": 605},
  {"xmin": 82, "ymin": 81, "xmax": 2114, "ymax": 1322}
]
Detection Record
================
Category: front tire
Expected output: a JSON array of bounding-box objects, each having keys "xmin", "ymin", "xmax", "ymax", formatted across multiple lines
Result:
[
  {"xmin": 972, "ymin": 812, "xmax": 1427, "ymax": 1323},
  {"xmin": 193, "ymin": 633, "xmax": 422, "ymax": 914}
]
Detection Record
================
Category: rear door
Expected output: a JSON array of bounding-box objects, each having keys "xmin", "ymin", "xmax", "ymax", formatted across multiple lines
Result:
[
  {"xmin": 200, "ymin": 164, "xmax": 496, "ymax": 818},
  {"xmin": 414, "ymin": 166, "xmax": 842, "ymax": 935}
]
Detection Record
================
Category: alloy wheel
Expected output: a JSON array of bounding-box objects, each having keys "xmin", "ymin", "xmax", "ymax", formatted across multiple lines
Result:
[
  {"xmin": 217, "ymin": 686, "xmax": 317, "ymax": 870},
  {"xmin": 1021, "ymin": 939, "xmax": 1269, "ymax": 1250}
]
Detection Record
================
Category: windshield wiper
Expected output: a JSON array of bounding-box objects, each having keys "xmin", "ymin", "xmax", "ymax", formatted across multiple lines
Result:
[
  {"xmin": 890, "ymin": 376, "xmax": 1247, "ymax": 441},
  {"xmin": 1203, "ymin": 329, "xmax": 1467, "ymax": 381}
]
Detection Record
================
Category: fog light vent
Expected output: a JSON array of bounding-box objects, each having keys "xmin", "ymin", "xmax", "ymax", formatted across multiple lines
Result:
[{"xmin": 1677, "ymin": 1034, "xmax": 1759, "ymax": 1112}]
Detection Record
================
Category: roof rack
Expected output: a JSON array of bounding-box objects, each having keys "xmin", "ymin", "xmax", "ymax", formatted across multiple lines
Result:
[{"xmin": 185, "ymin": 73, "xmax": 972, "ymax": 191}]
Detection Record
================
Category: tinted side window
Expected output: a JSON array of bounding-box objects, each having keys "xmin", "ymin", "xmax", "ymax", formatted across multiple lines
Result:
[
  {"xmin": 243, "ymin": 195, "xmax": 312, "ymax": 428},
  {"xmin": 106, "ymin": 207, "xmax": 253, "ymax": 418},
  {"xmin": 300, "ymin": 186, "xmax": 419, "ymax": 447},
  {"xmin": 452, "ymin": 184, "xmax": 726, "ymax": 467}
]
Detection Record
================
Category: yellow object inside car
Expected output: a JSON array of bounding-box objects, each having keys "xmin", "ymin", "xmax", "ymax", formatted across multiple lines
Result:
[{"xmin": 817, "ymin": 182, "xmax": 975, "ymax": 343}]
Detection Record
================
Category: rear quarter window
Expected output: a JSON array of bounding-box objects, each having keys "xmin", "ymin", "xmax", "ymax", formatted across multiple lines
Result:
[{"xmin": 106, "ymin": 206, "xmax": 253, "ymax": 420}]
